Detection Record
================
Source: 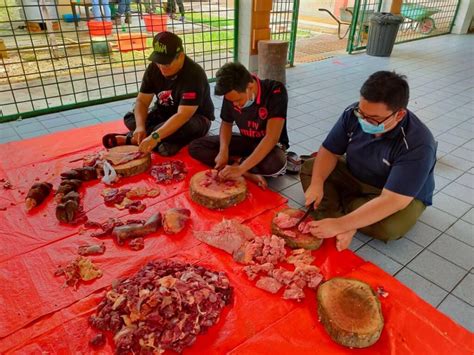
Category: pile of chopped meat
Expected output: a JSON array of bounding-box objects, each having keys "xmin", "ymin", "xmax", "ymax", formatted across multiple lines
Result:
[
  {"xmin": 200, "ymin": 170, "xmax": 238, "ymax": 189},
  {"xmin": 195, "ymin": 219, "xmax": 324, "ymax": 301},
  {"xmin": 54, "ymin": 256, "xmax": 103, "ymax": 289},
  {"xmin": 89, "ymin": 259, "xmax": 233, "ymax": 353},
  {"xmin": 102, "ymin": 186, "xmax": 160, "ymax": 213},
  {"xmin": 150, "ymin": 160, "xmax": 187, "ymax": 184}
]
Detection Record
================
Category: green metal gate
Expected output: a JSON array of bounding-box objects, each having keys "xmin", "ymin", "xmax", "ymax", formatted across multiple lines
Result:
[
  {"xmin": 347, "ymin": 0, "xmax": 382, "ymax": 53},
  {"xmin": 270, "ymin": 0, "xmax": 300, "ymax": 66},
  {"xmin": 0, "ymin": 0, "xmax": 237, "ymax": 122},
  {"xmin": 347, "ymin": 0, "xmax": 461, "ymax": 53}
]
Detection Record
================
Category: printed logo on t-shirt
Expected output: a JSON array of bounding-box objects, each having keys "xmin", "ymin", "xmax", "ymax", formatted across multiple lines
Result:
[
  {"xmin": 157, "ymin": 90, "xmax": 174, "ymax": 106},
  {"xmin": 273, "ymin": 88, "xmax": 281, "ymax": 94},
  {"xmin": 182, "ymin": 92, "xmax": 197, "ymax": 100},
  {"xmin": 258, "ymin": 107, "xmax": 268, "ymax": 120},
  {"xmin": 240, "ymin": 120, "xmax": 265, "ymax": 138}
]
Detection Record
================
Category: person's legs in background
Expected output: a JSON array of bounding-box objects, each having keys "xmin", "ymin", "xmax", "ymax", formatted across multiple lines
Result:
[
  {"xmin": 175, "ymin": 0, "xmax": 185, "ymax": 21},
  {"xmin": 91, "ymin": 0, "xmax": 111, "ymax": 21},
  {"xmin": 115, "ymin": 0, "xmax": 131, "ymax": 24}
]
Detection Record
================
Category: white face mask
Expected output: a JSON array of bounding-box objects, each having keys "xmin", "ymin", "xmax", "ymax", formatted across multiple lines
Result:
[{"xmin": 240, "ymin": 89, "xmax": 255, "ymax": 109}]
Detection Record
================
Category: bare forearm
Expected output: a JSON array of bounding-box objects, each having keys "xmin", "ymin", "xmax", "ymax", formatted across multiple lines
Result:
[
  {"xmin": 219, "ymin": 123, "xmax": 233, "ymax": 152},
  {"xmin": 154, "ymin": 113, "xmax": 189, "ymax": 140},
  {"xmin": 310, "ymin": 146, "xmax": 338, "ymax": 185},
  {"xmin": 134, "ymin": 100, "xmax": 149, "ymax": 129},
  {"xmin": 339, "ymin": 194, "xmax": 412, "ymax": 232}
]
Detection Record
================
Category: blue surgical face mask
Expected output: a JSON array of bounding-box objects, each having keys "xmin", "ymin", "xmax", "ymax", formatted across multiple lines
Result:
[
  {"xmin": 241, "ymin": 90, "xmax": 255, "ymax": 109},
  {"xmin": 358, "ymin": 117, "xmax": 386, "ymax": 134}
]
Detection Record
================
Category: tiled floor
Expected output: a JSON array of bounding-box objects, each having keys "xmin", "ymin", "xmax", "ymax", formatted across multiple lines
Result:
[{"xmin": 1, "ymin": 34, "xmax": 473, "ymax": 332}]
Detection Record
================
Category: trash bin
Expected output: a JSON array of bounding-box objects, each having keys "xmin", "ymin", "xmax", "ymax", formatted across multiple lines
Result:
[{"xmin": 366, "ymin": 12, "xmax": 404, "ymax": 57}]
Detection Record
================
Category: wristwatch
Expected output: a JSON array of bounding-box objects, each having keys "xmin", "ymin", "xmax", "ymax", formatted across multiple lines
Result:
[{"xmin": 151, "ymin": 131, "xmax": 161, "ymax": 142}]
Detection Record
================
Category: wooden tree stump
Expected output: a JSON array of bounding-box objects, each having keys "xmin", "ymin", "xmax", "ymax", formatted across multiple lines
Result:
[{"xmin": 258, "ymin": 40, "xmax": 289, "ymax": 84}]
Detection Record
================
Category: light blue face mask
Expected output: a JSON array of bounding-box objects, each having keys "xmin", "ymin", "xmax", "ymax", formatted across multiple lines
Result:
[
  {"xmin": 358, "ymin": 117, "xmax": 385, "ymax": 134},
  {"xmin": 241, "ymin": 90, "xmax": 255, "ymax": 109}
]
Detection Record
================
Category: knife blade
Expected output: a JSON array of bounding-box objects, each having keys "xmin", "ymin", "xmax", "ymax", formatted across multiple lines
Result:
[{"xmin": 295, "ymin": 205, "xmax": 314, "ymax": 227}]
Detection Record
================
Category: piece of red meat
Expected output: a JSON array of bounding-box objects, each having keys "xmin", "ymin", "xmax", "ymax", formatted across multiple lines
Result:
[
  {"xmin": 256, "ymin": 276, "xmax": 282, "ymax": 294},
  {"xmin": 273, "ymin": 211, "xmax": 300, "ymax": 229},
  {"xmin": 162, "ymin": 208, "xmax": 191, "ymax": 234}
]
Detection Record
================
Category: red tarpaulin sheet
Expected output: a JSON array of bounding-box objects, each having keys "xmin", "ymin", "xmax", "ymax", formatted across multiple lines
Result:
[{"xmin": 0, "ymin": 122, "xmax": 472, "ymax": 354}]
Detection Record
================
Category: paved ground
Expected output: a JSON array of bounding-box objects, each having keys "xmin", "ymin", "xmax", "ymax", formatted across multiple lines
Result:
[{"xmin": 0, "ymin": 34, "xmax": 473, "ymax": 332}]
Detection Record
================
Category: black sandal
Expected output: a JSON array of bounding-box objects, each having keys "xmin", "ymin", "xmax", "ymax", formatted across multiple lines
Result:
[
  {"xmin": 286, "ymin": 151, "xmax": 302, "ymax": 174},
  {"xmin": 102, "ymin": 132, "xmax": 132, "ymax": 148}
]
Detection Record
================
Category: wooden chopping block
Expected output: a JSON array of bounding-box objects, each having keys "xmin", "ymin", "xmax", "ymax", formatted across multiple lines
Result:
[
  {"xmin": 190, "ymin": 170, "xmax": 247, "ymax": 210},
  {"xmin": 271, "ymin": 208, "xmax": 323, "ymax": 250},
  {"xmin": 105, "ymin": 145, "xmax": 151, "ymax": 177},
  {"xmin": 317, "ymin": 277, "xmax": 384, "ymax": 348}
]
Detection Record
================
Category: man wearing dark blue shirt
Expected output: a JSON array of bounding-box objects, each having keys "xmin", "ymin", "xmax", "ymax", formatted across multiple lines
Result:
[{"xmin": 300, "ymin": 71, "xmax": 436, "ymax": 251}]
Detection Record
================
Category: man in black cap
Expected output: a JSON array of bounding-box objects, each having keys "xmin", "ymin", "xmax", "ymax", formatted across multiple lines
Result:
[{"xmin": 102, "ymin": 31, "xmax": 214, "ymax": 156}]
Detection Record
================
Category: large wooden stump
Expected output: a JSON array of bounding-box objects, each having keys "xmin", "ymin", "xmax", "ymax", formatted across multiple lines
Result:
[
  {"xmin": 104, "ymin": 145, "xmax": 151, "ymax": 177},
  {"xmin": 258, "ymin": 40, "xmax": 289, "ymax": 84},
  {"xmin": 317, "ymin": 278, "xmax": 384, "ymax": 348},
  {"xmin": 190, "ymin": 170, "xmax": 247, "ymax": 210}
]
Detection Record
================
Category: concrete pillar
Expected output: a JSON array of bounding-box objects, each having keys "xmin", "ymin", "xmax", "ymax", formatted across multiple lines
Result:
[
  {"xmin": 237, "ymin": 0, "xmax": 272, "ymax": 72},
  {"xmin": 237, "ymin": 1, "xmax": 257, "ymax": 70},
  {"xmin": 451, "ymin": 0, "xmax": 473, "ymax": 34}
]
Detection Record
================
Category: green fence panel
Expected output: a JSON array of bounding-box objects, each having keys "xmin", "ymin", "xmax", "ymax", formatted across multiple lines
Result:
[
  {"xmin": 270, "ymin": 0, "xmax": 299, "ymax": 66},
  {"xmin": 347, "ymin": 0, "xmax": 382, "ymax": 53},
  {"xmin": 0, "ymin": 0, "xmax": 236, "ymax": 122},
  {"xmin": 347, "ymin": 0, "xmax": 461, "ymax": 53},
  {"xmin": 396, "ymin": 0, "xmax": 460, "ymax": 43}
]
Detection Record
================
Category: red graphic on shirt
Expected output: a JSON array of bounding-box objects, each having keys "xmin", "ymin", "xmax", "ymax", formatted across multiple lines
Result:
[
  {"xmin": 157, "ymin": 90, "xmax": 174, "ymax": 106},
  {"xmin": 258, "ymin": 107, "xmax": 268, "ymax": 120},
  {"xmin": 273, "ymin": 88, "xmax": 281, "ymax": 94},
  {"xmin": 182, "ymin": 92, "xmax": 197, "ymax": 100}
]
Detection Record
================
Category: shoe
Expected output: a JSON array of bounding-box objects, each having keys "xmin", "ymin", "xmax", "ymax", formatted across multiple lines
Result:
[
  {"xmin": 156, "ymin": 142, "xmax": 182, "ymax": 157},
  {"xmin": 286, "ymin": 151, "xmax": 302, "ymax": 174},
  {"xmin": 125, "ymin": 12, "xmax": 132, "ymax": 24},
  {"xmin": 300, "ymin": 152, "xmax": 318, "ymax": 163},
  {"xmin": 179, "ymin": 15, "xmax": 184, "ymax": 22},
  {"xmin": 102, "ymin": 132, "xmax": 132, "ymax": 148},
  {"xmin": 113, "ymin": 15, "xmax": 122, "ymax": 25}
]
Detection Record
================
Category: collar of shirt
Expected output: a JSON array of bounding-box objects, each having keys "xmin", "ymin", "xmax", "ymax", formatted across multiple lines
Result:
[
  {"xmin": 250, "ymin": 74, "xmax": 262, "ymax": 105},
  {"xmin": 383, "ymin": 113, "xmax": 409, "ymax": 139}
]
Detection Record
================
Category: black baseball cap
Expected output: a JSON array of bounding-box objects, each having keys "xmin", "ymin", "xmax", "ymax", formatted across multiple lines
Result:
[{"xmin": 148, "ymin": 31, "xmax": 183, "ymax": 64}]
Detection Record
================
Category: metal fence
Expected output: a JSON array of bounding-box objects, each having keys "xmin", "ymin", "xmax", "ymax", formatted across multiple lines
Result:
[
  {"xmin": 270, "ymin": 0, "xmax": 299, "ymax": 66},
  {"xmin": 347, "ymin": 0, "xmax": 460, "ymax": 53},
  {"xmin": 0, "ymin": 0, "xmax": 237, "ymax": 122},
  {"xmin": 347, "ymin": 0, "xmax": 382, "ymax": 53},
  {"xmin": 396, "ymin": 0, "xmax": 460, "ymax": 43}
]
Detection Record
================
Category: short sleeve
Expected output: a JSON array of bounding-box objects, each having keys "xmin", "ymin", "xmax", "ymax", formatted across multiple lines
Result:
[
  {"xmin": 384, "ymin": 145, "xmax": 436, "ymax": 197},
  {"xmin": 178, "ymin": 74, "xmax": 205, "ymax": 107},
  {"xmin": 267, "ymin": 84, "xmax": 288, "ymax": 119},
  {"xmin": 139, "ymin": 64, "xmax": 156, "ymax": 94},
  {"xmin": 220, "ymin": 99, "xmax": 234, "ymax": 123},
  {"xmin": 322, "ymin": 109, "xmax": 353, "ymax": 155}
]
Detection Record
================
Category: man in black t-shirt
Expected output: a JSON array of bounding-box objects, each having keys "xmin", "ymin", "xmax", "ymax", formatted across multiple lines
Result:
[
  {"xmin": 102, "ymin": 31, "xmax": 214, "ymax": 156},
  {"xmin": 189, "ymin": 62, "xmax": 289, "ymax": 188}
]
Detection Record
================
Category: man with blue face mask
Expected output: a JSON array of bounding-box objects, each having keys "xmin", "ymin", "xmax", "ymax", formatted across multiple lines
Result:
[
  {"xmin": 189, "ymin": 62, "xmax": 289, "ymax": 188},
  {"xmin": 300, "ymin": 71, "xmax": 436, "ymax": 251}
]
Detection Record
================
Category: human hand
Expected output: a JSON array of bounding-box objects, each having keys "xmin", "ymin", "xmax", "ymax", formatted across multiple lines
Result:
[
  {"xmin": 306, "ymin": 218, "xmax": 344, "ymax": 239},
  {"xmin": 304, "ymin": 181, "xmax": 324, "ymax": 209},
  {"xmin": 220, "ymin": 165, "xmax": 244, "ymax": 180},
  {"xmin": 214, "ymin": 150, "xmax": 229, "ymax": 171},
  {"xmin": 133, "ymin": 127, "xmax": 147, "ymax": 145},
  {"xmin": 138, "ymin": 135, "xmax": 158, "ymax": 153},
  {"xmin": 335, "ymin": 230, "xmax": 356, "ymax": 251}
]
